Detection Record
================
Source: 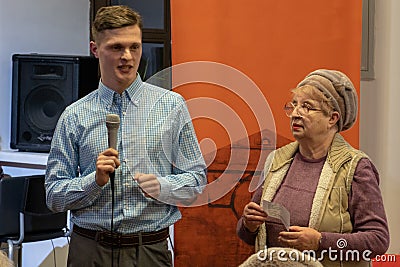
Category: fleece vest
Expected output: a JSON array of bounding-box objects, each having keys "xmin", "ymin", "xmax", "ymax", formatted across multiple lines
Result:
[{"xmin": 255, "ymin": 134, "xmax": 370, "ymax": 267}]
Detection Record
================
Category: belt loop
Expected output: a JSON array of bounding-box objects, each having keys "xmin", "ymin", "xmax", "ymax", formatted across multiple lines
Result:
[{"xmin": 138, "ymin": 232, "xmax": 142, "ymax": 246}]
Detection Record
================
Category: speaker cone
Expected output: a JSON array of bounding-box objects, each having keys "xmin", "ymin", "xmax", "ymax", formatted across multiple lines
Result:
[{"xmin": 24, "ymin": 85, "xmax": 66, "ymax": 133}]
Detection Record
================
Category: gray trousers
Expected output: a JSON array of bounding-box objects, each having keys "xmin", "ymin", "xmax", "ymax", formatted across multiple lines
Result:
[{"xmin": 67, "ymin": 232, "xmax": 172, "ymax": 267}]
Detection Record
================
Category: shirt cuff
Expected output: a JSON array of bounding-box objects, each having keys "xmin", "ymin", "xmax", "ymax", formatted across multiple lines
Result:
[
  {"xmin": 157, "ymin": 176, "xmax": 172, "ymax": 203},
  {"xmin": 81, "ymin": 172, "xmax": 102, "ymax": 197}
]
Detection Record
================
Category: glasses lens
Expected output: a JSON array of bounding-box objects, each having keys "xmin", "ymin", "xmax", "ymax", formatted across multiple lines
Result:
[
  {"xmin": 284, "ymin": 102, "xmax": 307, "ymax": 117},
  {"xmin": 284, "ymin": 102, "xmax": 294, "ymax": 117}
]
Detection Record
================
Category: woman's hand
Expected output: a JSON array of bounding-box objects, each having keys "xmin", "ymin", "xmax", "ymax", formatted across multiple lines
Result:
[
  {"xmin": 278, "ymin": 226, "xmax": 322, "ymax": 251},
  {"xmin": 242, "ymin": 202, "xmax": 268, "ymax": 232}
]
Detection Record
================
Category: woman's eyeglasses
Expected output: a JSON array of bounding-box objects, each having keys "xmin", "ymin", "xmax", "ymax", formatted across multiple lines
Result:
[{"xmin": 283, "ymin": 101, "xmax": 323, "ymax": 117}]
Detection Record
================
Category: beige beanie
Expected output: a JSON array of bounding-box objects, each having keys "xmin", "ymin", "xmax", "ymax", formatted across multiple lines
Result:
[{"xmin": 297, "ymin": 69, "xmax": 358, "ymax": 132}]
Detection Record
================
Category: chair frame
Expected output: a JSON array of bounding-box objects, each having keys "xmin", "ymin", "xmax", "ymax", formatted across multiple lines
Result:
[{"xmin": 0, "ymin": 174, "xmax": 70, "ymax": 264}]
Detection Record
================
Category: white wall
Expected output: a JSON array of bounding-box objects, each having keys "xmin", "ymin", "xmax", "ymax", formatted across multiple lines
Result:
[
  {"xmin": 360, "ymin": 0, "xmax": 400, "ymax": 254},
  {"xmin": 0, "ymin": 0, "xmax": 90, "ymax": 152},
  {"xmin": 0, "ymin": 0, "xmax": 90, "ymax": 266}
]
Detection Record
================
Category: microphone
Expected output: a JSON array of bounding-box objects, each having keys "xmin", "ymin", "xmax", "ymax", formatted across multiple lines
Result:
[
  {"xmin": 106, "ymin": 114, "xmax": 120, "ymax": 237},
  {"xmin": 106, "ymin": 114, "xmax": 120, "ymax": 184},
  {"xmin": 106, "ymin": 114, "xmax": 120, "ymax": 150}
]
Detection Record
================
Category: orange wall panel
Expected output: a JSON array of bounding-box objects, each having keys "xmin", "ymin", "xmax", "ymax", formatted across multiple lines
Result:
[
  {"xmin": 170, "ymin": 1, "xmax": 363, "ymax": 266},
  {"xmin": 171, "ymin": 0, "xmax": 361, "ymax": 146}
]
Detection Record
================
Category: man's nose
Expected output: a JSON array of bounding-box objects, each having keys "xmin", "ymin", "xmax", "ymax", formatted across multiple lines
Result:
[{"xmin": 121, "ymin": 48, "xmax": 132, "ymax": 60}]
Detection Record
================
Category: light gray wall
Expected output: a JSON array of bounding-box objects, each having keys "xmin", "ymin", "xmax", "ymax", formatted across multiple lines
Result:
[
  {"xmin": 0, "ymin": 1, "xmax": 90, "ymax": 266},
  {"xmin": 360, "ymin": 0, "xmax": 400, "ymax": 254},
  {"xmin": 0, "ymin": 0, "xmax": 90, "ymax": 152}
]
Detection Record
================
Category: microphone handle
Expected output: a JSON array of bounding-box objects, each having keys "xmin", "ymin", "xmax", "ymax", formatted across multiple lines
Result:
[{"xmin": 110, "ymin": 171, "xmax": 115, "ymax": 191}]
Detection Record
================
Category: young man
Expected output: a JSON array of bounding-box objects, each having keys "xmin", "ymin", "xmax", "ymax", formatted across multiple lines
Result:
[{"xmin": 45, "ymin": 5, "xmax": 206, "ymax": 266}]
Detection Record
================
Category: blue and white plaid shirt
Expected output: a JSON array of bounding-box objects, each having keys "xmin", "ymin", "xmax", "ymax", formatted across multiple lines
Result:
[{"xmin": 45, "ymin": 75, "xmax": 206, "ymax": 233}]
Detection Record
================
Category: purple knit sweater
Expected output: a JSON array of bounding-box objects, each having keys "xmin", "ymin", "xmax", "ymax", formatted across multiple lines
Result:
[{"xmin": 237, "ymin": 152, "xmax": 389, "ymax": 258}]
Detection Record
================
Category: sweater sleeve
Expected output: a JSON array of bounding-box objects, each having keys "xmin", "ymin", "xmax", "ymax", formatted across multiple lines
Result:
[
  {"xmin": 236, "ymin": 185, "xmax": 263, "ymax": 245},
  {"xmin": 319, "ymin": 158, "xmax": 390, "ymax": 258}
]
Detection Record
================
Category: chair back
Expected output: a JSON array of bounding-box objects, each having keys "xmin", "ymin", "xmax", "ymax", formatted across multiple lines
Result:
[
  {"xmin": 22, "ymin": 175, "xmax": 67, "ymax": 235},
  {"xmin": 0, "ymin": 175, "xmax": 67, "ymax": 239},
  {"xmin": 0, "ymin": 176, "xmax": 26, "ymax": 237}
]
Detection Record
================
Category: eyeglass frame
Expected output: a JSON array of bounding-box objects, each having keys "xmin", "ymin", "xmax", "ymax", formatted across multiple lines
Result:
[{"xmin": 283, "ymin": 101, "xmax": 324, "ymax": 117}]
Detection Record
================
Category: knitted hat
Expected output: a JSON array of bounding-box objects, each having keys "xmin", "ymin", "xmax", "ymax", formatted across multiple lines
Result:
[{"xmin": 297, "ymin": 69, "xmax": 358, "ymax": 132}]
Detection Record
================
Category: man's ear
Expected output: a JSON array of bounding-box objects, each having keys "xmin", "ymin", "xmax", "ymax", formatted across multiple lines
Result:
[{"xmin": 90, "ymin": 41, "xmax": 99, "ymax": 58}]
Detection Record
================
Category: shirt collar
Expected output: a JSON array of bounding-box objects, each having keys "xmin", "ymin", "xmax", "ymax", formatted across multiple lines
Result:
[{"xmin": 98, "ymin": 74, "xmax": 144, "ymax": 108}]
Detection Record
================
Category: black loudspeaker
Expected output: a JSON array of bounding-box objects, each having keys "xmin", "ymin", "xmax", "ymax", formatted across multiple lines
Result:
[{"xmin": 11, "ymin": 54, "xmax": 99, "ymax": 152}]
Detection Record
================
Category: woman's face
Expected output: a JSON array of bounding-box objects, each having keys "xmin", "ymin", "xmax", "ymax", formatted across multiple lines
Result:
[{"xmin": 288, "ymin": 93, "xmax": 333, "ymax": 143}]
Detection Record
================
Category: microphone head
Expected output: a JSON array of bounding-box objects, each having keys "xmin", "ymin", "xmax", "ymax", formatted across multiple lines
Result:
[
  {"xmin": 106, "ymin": 114, "xmax": 120, "ymax": 149},
  {"xmin": 106, "ymin": 114, "xmax": 120, "ymax": 129}
]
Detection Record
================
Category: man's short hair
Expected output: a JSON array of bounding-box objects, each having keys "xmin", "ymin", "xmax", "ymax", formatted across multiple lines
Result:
[{"xmin": 92, "ymin": 5, "xmax": 143, "ymax": 42}]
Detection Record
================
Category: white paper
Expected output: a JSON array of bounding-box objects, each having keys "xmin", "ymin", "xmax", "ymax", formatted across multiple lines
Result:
[{"xmin": 262, "ymin": 200, "xmax": 290, "ymax": 231}]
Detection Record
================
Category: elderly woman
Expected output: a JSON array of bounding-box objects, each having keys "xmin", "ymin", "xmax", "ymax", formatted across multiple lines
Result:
[{"xmin": 237, "ymin": 69, "xmax": 389, "ymax": 267}]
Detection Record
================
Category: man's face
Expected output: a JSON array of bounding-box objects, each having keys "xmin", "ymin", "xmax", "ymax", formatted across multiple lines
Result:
[{"xmin": 90, "ymin": 25, "xmax": 142, "ymax": 93}]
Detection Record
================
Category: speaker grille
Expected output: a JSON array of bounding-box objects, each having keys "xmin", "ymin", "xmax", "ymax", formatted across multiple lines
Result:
[{"xmin": 11, "ymin": 54, "xmax": 99, "ymax": 152}]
